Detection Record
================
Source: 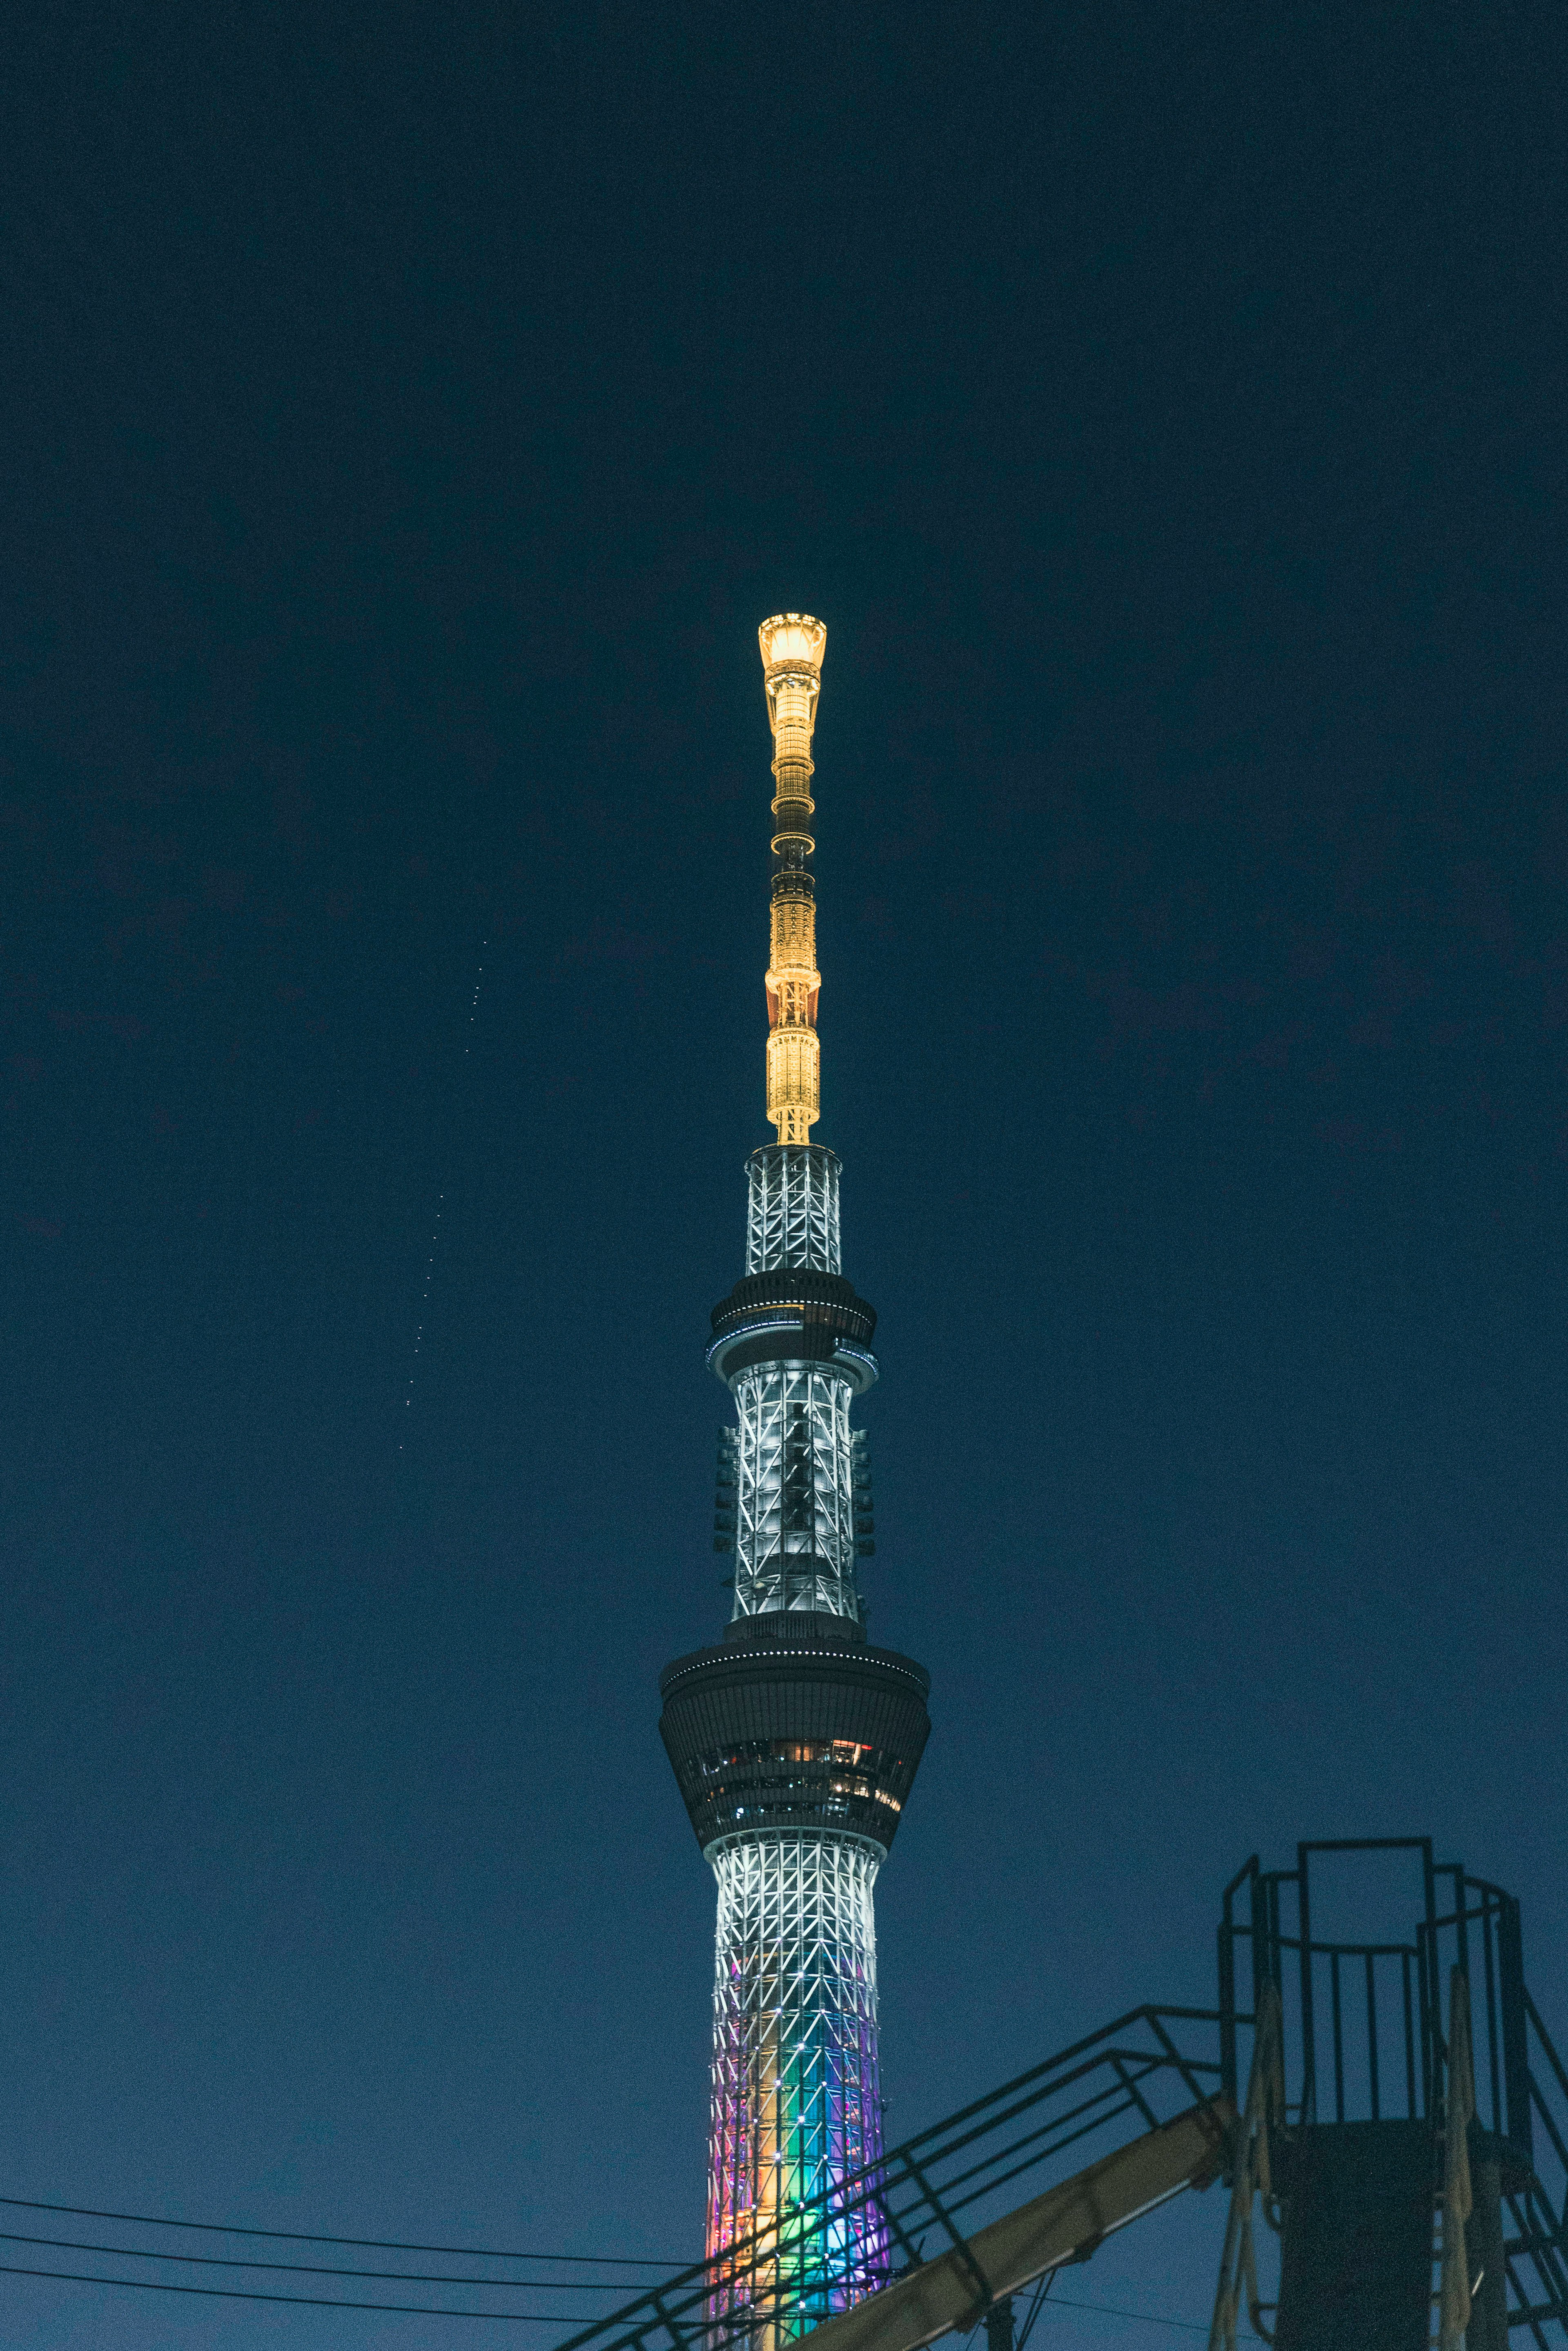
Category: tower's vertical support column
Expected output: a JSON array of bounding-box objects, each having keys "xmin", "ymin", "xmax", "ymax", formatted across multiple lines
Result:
[{"xmin": 707, "ymin": 1834, "xmax": 890, "ymax": 2349}]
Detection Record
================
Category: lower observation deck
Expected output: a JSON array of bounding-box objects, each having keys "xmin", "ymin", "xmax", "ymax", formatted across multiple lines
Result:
[
  {"xmin": 707, "ymin": 1269, "xmax": 879, "ymax": 1392},
  {"xmin": 659, "ymin": 1614, "xmax": 930, "ymax": 1854}
]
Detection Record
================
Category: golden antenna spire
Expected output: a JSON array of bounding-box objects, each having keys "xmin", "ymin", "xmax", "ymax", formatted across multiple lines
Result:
[{"xmin": 758, "ymin": 613, "xmax": 826, "ymax": 1143}]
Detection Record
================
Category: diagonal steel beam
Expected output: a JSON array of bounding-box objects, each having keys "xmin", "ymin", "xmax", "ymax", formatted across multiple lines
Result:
[{"xmin": 795, "ymin": 2099, "xmax": 1235, "ymax": 2351}]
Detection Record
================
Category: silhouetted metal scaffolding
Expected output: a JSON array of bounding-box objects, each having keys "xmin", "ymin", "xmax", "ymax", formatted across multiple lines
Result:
[
  {"xmin": 1213, "ymin": 1839, "xmax": 1568, "ymax": 2350},
  {"xmin": 552, "ymin": 1840, "xmax": 1567, "ymax": 2351}
]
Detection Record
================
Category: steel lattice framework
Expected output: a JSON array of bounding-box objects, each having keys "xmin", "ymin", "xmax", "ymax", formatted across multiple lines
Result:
[
  {"xmin": 706, "ymin": 1833, "xmax": 890, "ymax": 2349},
  {"xmin": 747, "ymin": 1145, "xmax": 842, "ymax": 1275},
  {"xmin": 758, "ymin": 615, "xmax": 825, "ymax": 1146},
  {"xmin": 732, "ymin": 1364, "xmax": 857, "ymax": 1620},
  {"xmin": 554, "ymin": 1842, "xmax": 1568, "ymax": 2351},
  {"xmin": 660, "ymin": 616, "xmax": 931, "ymax": 2351}
]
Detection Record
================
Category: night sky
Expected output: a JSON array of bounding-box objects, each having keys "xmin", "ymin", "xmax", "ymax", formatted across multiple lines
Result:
[{"xmin": 4, "ymin": 4, "xmax": 1566, "ymax": 2346}]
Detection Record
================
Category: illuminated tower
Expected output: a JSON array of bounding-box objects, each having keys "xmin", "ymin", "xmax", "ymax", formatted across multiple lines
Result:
[{"xmin": 659, "ymin": 617, "xmax": 932, "ymax": 2349}]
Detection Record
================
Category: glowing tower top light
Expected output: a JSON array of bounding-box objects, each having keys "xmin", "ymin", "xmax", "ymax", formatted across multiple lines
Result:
[{"xmin": 760, "ymin": 614, "xmax": 826, "ymax": 1144}]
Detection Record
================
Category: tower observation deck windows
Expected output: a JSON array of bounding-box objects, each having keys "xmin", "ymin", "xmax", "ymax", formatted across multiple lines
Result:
[{"xmin": 660, "ymin": 1677, "xmax": 927, "ymax": 1850}]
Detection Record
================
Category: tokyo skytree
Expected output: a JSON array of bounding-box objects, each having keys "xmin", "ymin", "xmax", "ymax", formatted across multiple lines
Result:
[{"xmin": 659, "ymin": 616, "xmax": 932, "ymax": 2350}]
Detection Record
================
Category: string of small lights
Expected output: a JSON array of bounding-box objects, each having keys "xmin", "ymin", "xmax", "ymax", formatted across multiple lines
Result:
[{"xmin": 400, "ymin": 936, "xmax": 490, "ymax": 1452}]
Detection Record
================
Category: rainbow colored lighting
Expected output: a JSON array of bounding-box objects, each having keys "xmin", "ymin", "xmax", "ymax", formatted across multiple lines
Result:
[{"xmin": 706, "ymin": 1835, "xmax": 890, "ymax": 2344}]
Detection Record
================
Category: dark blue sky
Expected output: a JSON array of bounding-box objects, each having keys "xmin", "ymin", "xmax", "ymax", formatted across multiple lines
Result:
[{"xmin": 3, "ymin": 4, "xmax": 1566, "ymax": 2346}]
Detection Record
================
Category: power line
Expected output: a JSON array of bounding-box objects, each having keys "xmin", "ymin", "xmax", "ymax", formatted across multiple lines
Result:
[
  {"xmin": 956, "ymin": 2268, "xmax": 1203, "ymax": 2345},
  {"xmin": 0, "ymin": 2230, "xmax": 658, "ymax": 2287},
  {"xmin": 0, "ymin": 2206, "xmax": 1209, "ymax": 2335},
  {"xmin": 0, "ymin": 2261, "xmax": 581, "ymax": 2318},
  {"xmin": 1049, "ymin": 2291, "xmax": 1207, "ymax": 2335},
  {"xmin": 0, "ymin": 2194, "xmax": 684, "ymax": 2266},
  {"xmin": 1014, "ymin": 2263, "xmax": 1055, "ymax": 2351},
  {"xmin": 0, "ymin": 2259, "xmax": 1215, "ymax": 2333}
]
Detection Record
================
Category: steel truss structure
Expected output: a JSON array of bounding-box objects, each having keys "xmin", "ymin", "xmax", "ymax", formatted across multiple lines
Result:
[
  {"xmin": 551, "ymin": 2002, "xmax": 1227, "ymax": 2351},
  {"xmin": 553, "ymin": 1841, "xmax": 1568, "ymax": 2351},
  {"xmin": 707, "ymin": 1832, "xmax": 890, "ymax": 2347},
  {"xmin": 758, "ymin": 615, "xmax": 826, "ymax": 1146},
  {"xmin": 732, "ymin": 1364, "xmax": 857, "ymax": 1620},
  {"xmin": 661, "ymin": 617, "xmax": 930, "ymax": 2351},
  {"xmin": 657, "ymin": 624, "xmax": 1568, "ymax": 2351},
  {"xmin": 708, "ymin": 1127, "xmax": 886, "ymax": 2329},
  {"xmin": 747, "ymin": 1145, "xmax": 842, "ymax": 1275}
]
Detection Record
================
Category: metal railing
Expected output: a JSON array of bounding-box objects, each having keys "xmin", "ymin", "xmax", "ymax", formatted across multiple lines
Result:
[
  {"xmin": 1217, "ymin": 1840, "xmax": 1568, "ymax": 2341},
  {"xmin": 563, "ymin": 1843, "xmax": 1566, "ymax": 2351},
  {"xmin": 551, "ymin": 2006, "xmax": 1229, "ymax": 2351},
  {"xmin": 1503, "ymin": 1987, "xmax": 1568, "ymax": 2343}
]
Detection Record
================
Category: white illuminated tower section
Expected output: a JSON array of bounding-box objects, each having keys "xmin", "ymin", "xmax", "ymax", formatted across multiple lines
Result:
[{"xmin": 659, "ymin": 618, "xmax": 931, "ymax": 2351}]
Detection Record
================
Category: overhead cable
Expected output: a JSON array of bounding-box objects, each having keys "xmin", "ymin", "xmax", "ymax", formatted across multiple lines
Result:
[
  {"xmin": 0, "ymin": 2194, "xmax": 683, "ymax": 2264},
  {"xmin": 0, "ymin": 2229, "xmax": 662, "ymax": 2286},
  {"xmin": 0, "ymin": 2261, "xmax": 575, "ymax": 2318}
]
